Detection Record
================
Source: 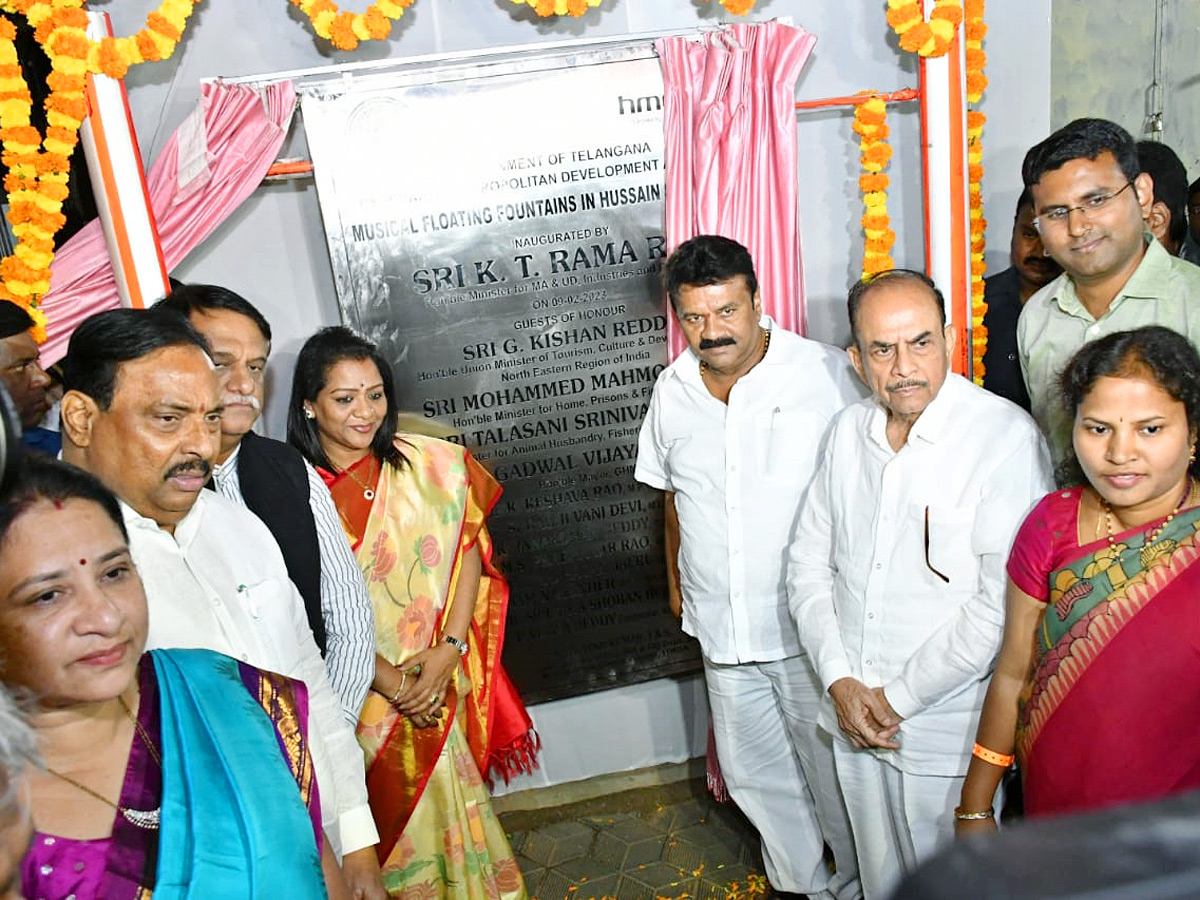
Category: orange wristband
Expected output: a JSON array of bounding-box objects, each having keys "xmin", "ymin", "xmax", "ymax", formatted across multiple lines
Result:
[{"xmin": 972, "ymin": 742, "xmax": 1014, "ymax": 768}]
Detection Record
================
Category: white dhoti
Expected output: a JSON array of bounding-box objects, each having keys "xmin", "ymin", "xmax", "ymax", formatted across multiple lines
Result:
[
  {"xmin": 832, "ymin": 741, "xmax": 963, "ymax": 900},
  {"xmin": 705, "ymin": 654, "xmax": 860, "ymax": 899}
]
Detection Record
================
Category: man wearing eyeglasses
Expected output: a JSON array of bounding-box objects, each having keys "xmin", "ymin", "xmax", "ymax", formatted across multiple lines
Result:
[
  {"xmin": 788, "ymin": 269, "xmax": 1052, "ymax": 899},
  {"xmin": 1017, "ymin": 118, "xmax": 1200, "ymax": 468}
]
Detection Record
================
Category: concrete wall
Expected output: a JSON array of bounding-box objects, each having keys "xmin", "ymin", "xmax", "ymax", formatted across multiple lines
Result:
[
  {"xmin": 101, "ymin": 0, "xmax": 1052, "ymax": 792},
  {"xmin": 1051, "ymin": 0, "xmax": 1200, "ymax": 172}
]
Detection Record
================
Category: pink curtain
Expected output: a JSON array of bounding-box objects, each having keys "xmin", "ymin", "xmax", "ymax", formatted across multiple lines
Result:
[
  {"xmin": 38, "ymin": 80, "xmax": 297, "ymax": 365},
  {"xmin": 656, "ymin": 22, "xmax": 816, "ymax": 357}
]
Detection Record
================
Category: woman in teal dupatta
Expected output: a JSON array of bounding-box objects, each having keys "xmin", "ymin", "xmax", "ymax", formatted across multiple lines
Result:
[
  {"xmin": 957, "ymin": 326, "xmax": 1200, "ymax": 831},
  {"xmin": 0, "ymin": 455, "xmax": 337, "ymax": 899}
]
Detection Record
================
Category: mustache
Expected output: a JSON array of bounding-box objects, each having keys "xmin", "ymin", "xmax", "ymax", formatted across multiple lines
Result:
[
  {"xmin": 699, "ymin": 337, "xmax": 736, "ymax": 350},
  {"xmin": 221, "ymin": 393, "xmax": 262, "ymax": 410},
  {"xmin": 887, "ymin": 379, "xmax": 928, "ymax": 392},
  {"xmin": 164, "ymin": 460, "xmax": 211, "ymax": 481}
]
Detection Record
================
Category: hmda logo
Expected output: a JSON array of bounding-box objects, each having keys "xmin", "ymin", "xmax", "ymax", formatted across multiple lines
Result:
[{"xmin": 617, "ymin": 93, "xmax": 663, "ymax": 115}]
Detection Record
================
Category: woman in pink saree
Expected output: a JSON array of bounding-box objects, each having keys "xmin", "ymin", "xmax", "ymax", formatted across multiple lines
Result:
[{"xmin": 957, "ymin": 326, "xmax": 1200, "ymax": 831}]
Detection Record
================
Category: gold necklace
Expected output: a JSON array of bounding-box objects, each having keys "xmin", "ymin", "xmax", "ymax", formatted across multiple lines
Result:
[
  {"xmin": 1101, "ymin": 478, "xmax": 1196, "ymax": 547},
  {"xmin": 699, "ymin": 327, "xmax": 771, "ymax": 377},
  {"xmin": 43, "ymin": 695, "xmax": 161, "ymax": 830},
  {"xmin": 342, "ymin": 455, "xmax": 377, "ymax": 500}
]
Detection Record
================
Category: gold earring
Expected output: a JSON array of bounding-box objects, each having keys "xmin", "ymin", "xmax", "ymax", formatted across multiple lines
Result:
[{"xmin": 1190, "ymin": 444, "xmax": 1196, "ymax": 464}]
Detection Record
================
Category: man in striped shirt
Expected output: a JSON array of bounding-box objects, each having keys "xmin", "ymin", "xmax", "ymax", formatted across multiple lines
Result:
[{"xmin": 157, "ymin": 284, "xmax": 374, "ymax": 725}]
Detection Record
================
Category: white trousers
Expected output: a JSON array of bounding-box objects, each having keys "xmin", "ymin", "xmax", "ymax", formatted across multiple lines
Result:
[
  {"xmin": 832, "ymin": 742, "xmax": 962, "ymax": 900},
  {"xmin": 705, "ymin": 654, "xmax": 860, "ymax": 899}
]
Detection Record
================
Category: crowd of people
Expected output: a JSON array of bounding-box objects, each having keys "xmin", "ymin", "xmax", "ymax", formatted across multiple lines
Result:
[
  {"xmin": 636, "ymin": 117, "xmax": 1200, "ymax": 900},
  {"xmin": 1, "ymin": 112, "xmax": 1199, "ymax": 900}
]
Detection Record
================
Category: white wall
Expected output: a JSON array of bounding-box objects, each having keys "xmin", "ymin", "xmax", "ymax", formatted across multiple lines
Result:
[
  {"xmin": 1051, "ymin": 0, "xmax": 1200, "ymax": 173},
  {"xmin": 105, "ymin": 0, "xmax": 1051, "ymax": 791}
]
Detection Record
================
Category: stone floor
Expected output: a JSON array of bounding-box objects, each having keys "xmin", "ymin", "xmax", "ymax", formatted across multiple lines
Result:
[{"xmin": 499, "ymin": 777, "xmax": 779, "ymax": 900}]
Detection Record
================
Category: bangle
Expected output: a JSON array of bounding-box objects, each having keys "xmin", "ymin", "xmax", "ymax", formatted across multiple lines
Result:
[
  {"xmin": 954, "ymin": 806, "xmax": 994, "ymax": 821},
  {"xmin": 972, "ymin": 743, "xmax": 1015, "ymax": 768},
  {"xmin": 388, "ymin": 671, "xmax": 408, "ymax": 706}
]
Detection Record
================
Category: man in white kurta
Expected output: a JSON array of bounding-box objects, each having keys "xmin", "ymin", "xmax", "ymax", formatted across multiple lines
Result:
[
  {"xmin": 637, "ymin": 235, "xmax": 864, "ymax": 899},
  {"xmin": 59, "ymin": 308, "xmax": 386, "ymax": 900},
  {"xmin": 789, "ymin": 270, "xmax": 1053, "ymax": 900}
]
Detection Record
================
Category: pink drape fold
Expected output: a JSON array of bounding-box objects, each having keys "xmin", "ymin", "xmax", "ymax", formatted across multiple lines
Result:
[
  {"xmin": 656, "ymin": 22, "xmax": 816, "ymax": 357},
  {"xmin": 38, "ymin": 80, "xmax": 298, "ymax": 365}
]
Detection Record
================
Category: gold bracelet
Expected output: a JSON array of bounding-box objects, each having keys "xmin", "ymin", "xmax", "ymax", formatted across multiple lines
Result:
[
  {"xmin": 953, "ymin": 806, "xmax": 994, "ymax": 821},
  {"xmin": 388, "ymin": 671, "xmax": 408, "ymax": 706},
  {"xmin": 972, "ymin": 742, "xmax": 1015, "ymax": 768}
]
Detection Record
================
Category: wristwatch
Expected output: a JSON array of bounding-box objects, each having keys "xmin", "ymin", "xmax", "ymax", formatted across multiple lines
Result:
[{"xmin": 442, "ymin": 634, "xmax": 468, "ymax": 656}]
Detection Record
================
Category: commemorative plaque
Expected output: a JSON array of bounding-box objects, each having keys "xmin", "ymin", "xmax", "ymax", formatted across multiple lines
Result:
[{"xmin": 302, "ymin": 42, "xmax": 702, "ymax": 703}]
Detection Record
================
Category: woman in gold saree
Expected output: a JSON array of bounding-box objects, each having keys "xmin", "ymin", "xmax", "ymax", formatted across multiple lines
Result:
[{"xmin": 288, "ymin": 327, "xmax": 537, "ymax": 898}]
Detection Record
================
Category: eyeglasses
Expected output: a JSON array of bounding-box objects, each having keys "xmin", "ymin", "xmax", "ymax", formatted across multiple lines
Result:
[
  {"xmin": 1033, "ymin": 181, "xmax": 1135, "ymax": 232},
  {"xmin": 924, "ymin": 506, "xmax": 950, "ymax": 584}
]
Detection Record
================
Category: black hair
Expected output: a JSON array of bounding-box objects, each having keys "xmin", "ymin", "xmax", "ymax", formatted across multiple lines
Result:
[
  {"xmin": 0, "ymin": 302, "xmax": 34, "ymax": 341},
  {"xmin": 1022, "ymin": 118, "xmax": 1140, "ymax": 190},
  {"xmin": 155, "ymin": 283, "xmax": 273, "ymax": 344},
  {"xmin": 846, "ymin": 268, "xmax": 946, "ymax": 346},
  {"xmin": 61, "ymin": 309, "xmax": 211, "ymax": 410},
  {"xmin": 1015, "ymin": 186, "xmax": 1034, "ymax": 215},
  {"xmin": 0, "ymin": 454, "xmax": 128, "ymax": 550},
  {"xmin": 286, "ymin": 326, "xmax": 405, "ymax": 472},
  {"xmin": 1190, "ymin": 177, "xmax": 1200, "ymax": 198},
  {"xmin": 663, "ymin": 235, "xmax": 758, "ymax": 311},
  {"xmin": 1058, "ymin": 326, "xmax": 1200, "ymax": 484},
  {"xmin": 1137, "ymin": 140, "xmax": 1189, "ymax": 248}
]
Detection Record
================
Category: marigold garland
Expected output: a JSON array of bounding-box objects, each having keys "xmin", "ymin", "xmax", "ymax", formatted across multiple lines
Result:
[
  {"xmin": 886, "ymin": 0, "xmax": 963, "ymax": 58},
  {"xmin": 508, "ymin": 0, "xmax": 600, "ymax": 19},
  {"xmin": 853, "ymin": 94, "xmax": 896, "ymax": 278},
  {"xmin": 704, "ymin": 0, "xmax": 756, "ymax": 14},
  {"xmin": 964, "ymin": 0, "xmax": 987, "ymax": 383},
  {"xmin": 290, "ymin": 0, "xmax": 415, "ymax": 51}
]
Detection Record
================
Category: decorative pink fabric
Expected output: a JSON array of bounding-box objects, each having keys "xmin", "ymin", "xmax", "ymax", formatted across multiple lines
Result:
[
  {"xmin": 656, "ymin": 22, "xmax": 816, "ymax": 357},
  {"xmin": 38, "ymin": 80, "xmax": 297, "ymax": 365}
]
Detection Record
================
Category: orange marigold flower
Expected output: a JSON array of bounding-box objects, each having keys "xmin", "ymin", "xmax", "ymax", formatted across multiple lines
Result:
[
  {"xmin": 44, "ymin": 93, "xmax": 86, "ymax": 121},
  {"xmin": 97, "ymin": 39, "xmax": 128, "ymax": 80},
  {"xmin": 363, "ymin": 7, "xmax": 392, "ymax": 39},
  {"xmin": 329, "ymin": 11, "xmax": 359, "ymax": 50},
  {"xmin": 859, "ymin": 174, "xmax": 889, "ymax": 193},
  {"xmin": 930, "ymin": 5, "xmax": 963, "ymax": 25},
  {"xmin": 46, "ymin": 71, "xmax": 84, "ymax": 93},
  {"xmin": 534, "ymin": 0, "xmax": 555, "ymax": 15},
  {"xmin": 0, "ymin": 17, "xmax": 14, "ymax": 41},
  {"xmin": 146, "ymin": 11, "xmax": 182, "ymax": 42},
  {"xmin": 566, "ymin": 0, "xmax": 586, "ymax": 14},
  {"xmin": 973, "ymin": 324, "xmax": 989, "ymax": 342},
  {"xmin": 46, "ymin": 30, "xmax": 89, "ymax": 61},
  {"xmin": 863, "ymin": 144, "xmax": 893, "ymax": 166},
  {"xmin": 863, "ymin": 214, "xmax": 890, "ymax": 231},
  {"xmin": 899, "ymin": 24, "xmax": 931, "ymax": 53},
  {"xmin": 135, "ymin": 29, "xmax": 162, "ymax": 62}
]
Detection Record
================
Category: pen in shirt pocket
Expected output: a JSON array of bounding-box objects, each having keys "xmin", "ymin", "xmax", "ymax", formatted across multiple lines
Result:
[{"xmin": 767, "ymin": 406, "xmax": 781, "ymax": 471}]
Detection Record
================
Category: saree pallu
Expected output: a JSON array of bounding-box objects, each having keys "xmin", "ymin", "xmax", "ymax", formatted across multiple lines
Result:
[
  {"xmin": 330, "ymin": 434, "xmax": 535, "ymax": 896},
  {"xmin": 154, "ymin": 649, "xmax": 326, "ymax": 898},
  {"xmin": 1018, "ymin": 506, "xmax": 1200, "ymax": 817}
]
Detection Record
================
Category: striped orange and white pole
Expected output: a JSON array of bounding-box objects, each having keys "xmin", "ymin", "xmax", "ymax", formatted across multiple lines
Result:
[
  {"xmin": 79, "ymin": 11, "xmax": 169, "ymax": 310},
  {"xmin": 917, "ymin": 0, "xmax": 971, "ymax": 376}
]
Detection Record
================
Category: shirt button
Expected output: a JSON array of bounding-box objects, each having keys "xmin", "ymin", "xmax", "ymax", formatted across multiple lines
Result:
[
  {"xmin": 868, "ymin": 612, "xmax": 876, "ymax": 620},
  {"xmin": 1007, "ymin": 352, "xmax": 1017, "ymax": 361},
  {"xmin": 865, "ymin": 659, "xmax": 874, "ymax": 666},
  {"xmin": 874, "ymin": 563, "xmax": 882, "ymax": 570}
]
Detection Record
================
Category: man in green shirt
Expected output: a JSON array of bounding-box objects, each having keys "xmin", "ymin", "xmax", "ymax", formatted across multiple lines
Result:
[{"xmin": 1017, "ymin": 118, "xmax": 1200, "ymax": 470}]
